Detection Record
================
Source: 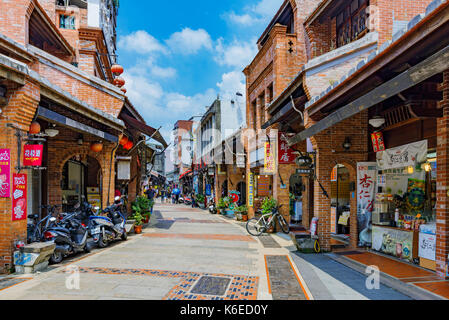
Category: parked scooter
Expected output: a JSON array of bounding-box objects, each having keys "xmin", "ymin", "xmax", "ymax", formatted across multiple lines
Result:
[
  {"xmin": 27, "ymin": 205, "xmax": 61, "ymax": 244},
  {"xmin": 208, "ymin": 199, "xmax": 217, "ymax": 214},
  {"xmin": 183, "ymin": 196, "xmax": 192, "ymax": 206},
  {"xmin": 43, "ymin": 211, "xmax": 91, "ymax": 264},
  {"xmin": 88, "ymin": 196, "xmax": 127, "ymax": 248}
]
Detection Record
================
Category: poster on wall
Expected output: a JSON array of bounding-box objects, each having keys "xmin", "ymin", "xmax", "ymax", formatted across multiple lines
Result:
[
  {"xmin": 248, "ymin": 173, "xmax": 254, "ymax": 207},
  {"xmin": 371, "ymin": 132, "xmax": 385, "ymax": 153},
  {"xmin": 23, "ymin": 145, "xmax": 44, "ymax": 167},
  {"xmin": 278, "ymin": 133, "xmax": 295, "ymax": 164},
  {"xmin": 357, "ymin": 162, "xmax": 377, "ymax": 247},
  {"xmin": 376, "ymin": 140, "xmax": 428, "ymax": 170},
  {"xmin": 12, "ymin": 173, "xmax": 27, "ymax": 221},
  {"xmin": 0, "ymin": 149, "xmax": 11, "ymax": 198},
  {"xmin": 419, "ymin": 233, "xmax": 436, "ymax": 261}
]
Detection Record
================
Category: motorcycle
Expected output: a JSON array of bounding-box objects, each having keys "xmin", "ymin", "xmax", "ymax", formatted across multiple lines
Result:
[
  {"xmin": 183, "ymin": 196, "xmax": 192, "ymax": 206},
  {"xmin": 88, "ymin": 196, "xmax": 127, "ymax": 248},
  {"xmin": 43, "ymin": 212, "xmax": 91, "ymax": 264},
  {"xmin": 208, "ymin": 200, "xmax": 217, "ymax": 214},
  {"xmin": 27, "ymin": 205, "xmax": 61, "ymax": 244}
]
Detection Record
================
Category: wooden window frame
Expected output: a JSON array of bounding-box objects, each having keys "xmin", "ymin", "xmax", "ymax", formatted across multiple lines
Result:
[{"xmin": 336, "ymin": 0, "xmax": 369, "ymax": 48}]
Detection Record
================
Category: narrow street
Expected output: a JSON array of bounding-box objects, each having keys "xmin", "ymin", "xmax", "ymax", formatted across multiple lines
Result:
[{"xmin": 0, "ymin": 204, "xmax": 418, "ymax": 300}]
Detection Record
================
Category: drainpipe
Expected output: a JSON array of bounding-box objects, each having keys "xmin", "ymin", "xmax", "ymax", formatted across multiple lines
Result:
[{"xmin": 107, "ymin": 139, "xmax": 121, "ymax": 206}]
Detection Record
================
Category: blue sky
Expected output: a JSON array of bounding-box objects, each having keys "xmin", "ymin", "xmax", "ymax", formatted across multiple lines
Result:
[{"xmin": 116, "ymin": 0, "xmax": 284, "ymax": 141}]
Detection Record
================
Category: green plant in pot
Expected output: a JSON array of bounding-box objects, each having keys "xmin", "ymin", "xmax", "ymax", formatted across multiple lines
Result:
[
  {"xmin": 261, "ymin": 198, "xmax": 278, "ymax": 232},
  {"xmin": 131, "ymin": 210, "xmax": 144, "ymax": 234},
  {"xmin": 217, "ymin": 198, "xmax": 227, "ymax": 214},
  {"xmin": 236, "ymin": 205, "xmax": 248, "ymax": 221},
  {"xmin": 196, "ymin": 194, "xmax": 205, "ymax": 208},
  {"xmin": 133, "ymin": 196, "xmax": 152, "ymax": 223}
]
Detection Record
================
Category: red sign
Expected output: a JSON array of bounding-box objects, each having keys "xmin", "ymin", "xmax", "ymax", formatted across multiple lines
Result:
[
  {"xmin": 23, "ymin": 145, "xmax": 44, "ymax": 166},
  {"xmin": 278, "ymin": 133, "xmax": 295, "ymax": 164},
  {"xmin": 12, "ymin": 173, "xmax": 27, "ymax": 221},
  {"xmin": 371, "ymin": 132, "xmax": 385, "ymax": 153},
  {"xmin": 0, "ymin": 149, "xmax": 11, "ymax": 198}
]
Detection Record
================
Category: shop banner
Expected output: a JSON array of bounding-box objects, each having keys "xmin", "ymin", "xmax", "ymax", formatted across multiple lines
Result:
[
  {"xmin": 278, "ymin": 133, "xmax": 295, "ymax": 164},
  {"xmin": 371, "ymin": 132, "xmax": 385, "ymax": 153},
  {"xmin": 248, "ymin": 172, "xmax": 254, "ymax": 207},
  {"xmin": 357, "ymin": 162, "xmax": 377, "ymax": 247},
  {"xmin": 376, "ymin": 140, "xmax": 428, "ymax": 170},
  {"xmin": 12, "ymin": 173, "xmax": 27, "ymax": 221},
  {"xmin": 264, "ymin": 142, "xmax": 276, "ymax": 174},
  {"xmin": 0, "ymin": 149, "xmax": 11, "ymax": 198},
  {"xmin": 23, "ymin": 145, "xmax": 44, "ymax": 167},
  {"xmin": 419, "ymin": 233, "xmax": 436, "ymax": 261},
  {"xmin": 372, "ymin": 226, "xmax": 414, "ymax": 261}
]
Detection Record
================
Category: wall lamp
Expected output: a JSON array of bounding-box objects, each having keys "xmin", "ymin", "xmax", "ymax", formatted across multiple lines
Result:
[{"xmin": 343, "ymin": 137, "xmax": 352, "ymax": 150}]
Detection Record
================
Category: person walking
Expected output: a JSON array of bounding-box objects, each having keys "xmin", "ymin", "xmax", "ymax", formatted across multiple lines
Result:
[{"xmin": 172, "ymin": 186, "xmax": 181, "ymax": 204}]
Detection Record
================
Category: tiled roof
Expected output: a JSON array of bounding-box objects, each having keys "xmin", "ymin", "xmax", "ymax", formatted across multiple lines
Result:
[{"xmin": 304, "ymin": 0, "xmax": 448, "ymax": 110}]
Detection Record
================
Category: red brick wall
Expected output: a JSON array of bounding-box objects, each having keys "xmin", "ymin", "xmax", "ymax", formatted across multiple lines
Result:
[
  {"xmin": 0, "ymin": 80, "xmax": 40, "ymax": 273},
  {"xmin": 436, "ymin": 71, "xmax": 449, "ymax": 278}
]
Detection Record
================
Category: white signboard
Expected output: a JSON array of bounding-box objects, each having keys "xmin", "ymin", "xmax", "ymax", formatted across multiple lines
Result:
[
  {"xmin": 117, "ymin": 160, "xmax": 131, "ymax": 180},
  {"xmin": 376, "ymin": 140, "xmax": 428, "ymax": 170},
  {"xmin": 419, "ymin": 233, "xmax": 436, "ymax": 261},
  {"xmin": 357, "ymin": 162, "xmax": 377, "ymax": 246}
]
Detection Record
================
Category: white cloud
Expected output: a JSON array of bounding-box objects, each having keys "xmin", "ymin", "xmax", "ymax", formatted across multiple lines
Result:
[
  {"xmin": 151, "ymin": 66, "xmax": 177, "ymax": 79},
  {"xmin": 223, "ymin": 0, "xmax": 284, "ymax": 26},
  {"xmin": 215, "ymin": 38, "xmax": 258, "ymax": 69},
  {"xmin": 118, "ymin": 30, "xmax": 167, "ymax": 54},
  {"xmin": 166, "ymin": 28, "xmax": 213, "ymax": 55},
  {"xmin": 217, "ymin": 71, "xmax": 246, "ymax": 100}
]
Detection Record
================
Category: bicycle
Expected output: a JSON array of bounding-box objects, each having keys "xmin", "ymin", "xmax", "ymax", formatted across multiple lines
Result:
[{"xmin": 246, "ymin": 205, "xmax": 290, "ymax": 236}]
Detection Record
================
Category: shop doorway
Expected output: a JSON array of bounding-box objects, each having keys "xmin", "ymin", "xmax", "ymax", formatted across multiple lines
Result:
[
  {"xmin": 331, "ymin": 164, "xmax": 351, "ymax": 238},
  {"xmin": 289, "ymin": 174, "xmax": 304, "ymax": 224},
  {"xmin": 237, "ymin": 181, "xmax": 246, "ymax": 206},
  {"xmin": 221, "ymin": 180, "xmax": 228, "ymax": 198},
  {"xmin": 61, "ymin": 155, "xmax": 102, "ymax": 211}
]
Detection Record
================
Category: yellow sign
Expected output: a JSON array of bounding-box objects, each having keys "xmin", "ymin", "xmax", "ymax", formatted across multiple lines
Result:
[{"xmin": 264, "ymin": 142, "xmax": 275, "ymax": 174}]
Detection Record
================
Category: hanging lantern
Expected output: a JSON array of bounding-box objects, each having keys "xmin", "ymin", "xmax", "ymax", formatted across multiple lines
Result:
[
  {"xmin": 124, "ymin": 141, "xmax": 133, "ymax": 150},
  {"xmin": 111, "ymin": 64, "xmax": 124, "ymax": 76},
  {"xmin": 90, "ymin": 142, "xmax": 103, "ymax": 153},
  {"xmin": 29, "ymin": 121, "xmax": 41, "ymax": 135},
  {"xmin": 119, "ymin": 136, "xmax": 129, "ymax": 146},
  {"xmin": 113, "ymin": 77, "xmax": 125, "ymax": 87},
  {"xmin": 121, "ymin": 87, "xmax": 127, "ymax": 94}
]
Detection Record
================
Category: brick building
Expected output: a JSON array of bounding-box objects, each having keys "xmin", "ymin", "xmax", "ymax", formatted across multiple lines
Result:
[
  {"xmin": 244, "ymin": 0, "xmax": 440, "ymax": 250},
  {"xmin": 0, "ymin": 0, "xmax": 165, "ymax": 273}
]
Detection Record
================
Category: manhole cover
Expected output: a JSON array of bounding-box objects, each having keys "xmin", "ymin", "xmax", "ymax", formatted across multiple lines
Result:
[{"xmin": 190, "ymin": 276, "xmax": 231, "ymax": 296}]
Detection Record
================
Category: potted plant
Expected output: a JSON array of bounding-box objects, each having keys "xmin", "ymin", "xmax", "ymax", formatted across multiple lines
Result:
[
  {"xmin": 223, "ymin": 197, "xmax": 235, "ymax": 216},
  {"xmin": 132, "ymin": 211, "xmax": 144, "ymax": 234},
  {"xmin": 217, "ymin": 198, "xmax": 227, "ymax": 214},
  {"xmin": 238, "ymin": 205, "xmax": 248, "ymax": 221},
  {"xmin": 196, "ymin": 194, "xmax": 206, "ymax": 209},
  {"xmin": 261, "ymin": 198, "xmax": 278, "ymax": 232},
  {"xmin": 133, "ymin": 196, "xmax": 152, "ymax": 224}
]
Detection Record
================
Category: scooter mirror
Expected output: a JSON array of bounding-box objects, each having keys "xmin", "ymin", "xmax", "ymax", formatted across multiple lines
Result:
[
  {"xmin": 114, "ymin": 196, "xmax": 121, "ymax": 202},
  {"xmin": 49, "ymin": 217, "xmax": 57, "ymax": 222}
]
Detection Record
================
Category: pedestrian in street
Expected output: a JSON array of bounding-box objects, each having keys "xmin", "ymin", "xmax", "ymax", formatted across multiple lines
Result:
[
  {"xmin": 191, "ymin": 191, "xmax": 196, "ymax": 208},
  {"xmin": 160, "ymin": 189, "xmax": 166, "ymax": 204},
  {"xmin": 146, "ymin": 187, "xmax": 155, "ymax": 200},
  {"xmin": 172, "ymin": 186, "xmax": 181, "ymax": 204}
]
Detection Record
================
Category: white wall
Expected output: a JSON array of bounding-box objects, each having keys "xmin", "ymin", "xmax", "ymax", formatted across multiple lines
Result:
[
  {"xmin": 220, "ymin": 98, "xmax": 246, "ymax": 142},
  {"xmin": 87, "ymin": 0, "xmax": 100, "ymax": 28}
]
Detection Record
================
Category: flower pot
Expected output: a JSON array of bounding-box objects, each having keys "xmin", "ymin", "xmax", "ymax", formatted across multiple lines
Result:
[
  {"xmin": 143, "ymin": 215, "xmax": 150, "ymax": 224},
  {"xmin": 134, "ymin": 225, "xmax": 142, "ymax": 234},
  {"xmin": 242, "ymin": 215, "xmax": 248, "ymax": 222},
  {"xmin": 236, "ymin": 213, "xmax": 242, "ymax": 221}
]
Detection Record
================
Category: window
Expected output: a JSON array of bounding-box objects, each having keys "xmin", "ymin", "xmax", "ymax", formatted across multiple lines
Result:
[
  {"xmin": 252, "ymin": 100, "xmax": 257, "ymax": 129},
  {"xmin": 60, "ymin": 15, "xmax": 75, "ymax": 29},
  {"xmin": 259, "ymin": 93, "xmax": 265, "ymax": 126},
  {"xmin": 336, "ymin": 0, "xmax": 369, "ymax": 48}
]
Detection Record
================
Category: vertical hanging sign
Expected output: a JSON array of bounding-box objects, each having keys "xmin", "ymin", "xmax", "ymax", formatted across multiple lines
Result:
[
  {"xmin": 278, "ymin": 133, "xmax": 295, "ymax": 164},
  {"xmin": 23, "ymin": 145, "xmax": 44, "ymax": 167},
  {"xmin": 248, "ymin": 172, "xmax": 254, "ymax": 207},
  {"xmin": 12, "ymin": 173, "xmax": 27, "ymax": 221},
  {"xmin": 371, "ymin": 132, "xmax": 385, "ymax": 153},
  {"xmin": 357, "ymin": 162, "xmax": 377, "ymax": 247},
  {"xmin": 0, "ymin": 149, "xmax": 11, "ymax": 198},
  {"xmin": 264, "ymin": 142, "xmax": 275, "ymax": 174}
]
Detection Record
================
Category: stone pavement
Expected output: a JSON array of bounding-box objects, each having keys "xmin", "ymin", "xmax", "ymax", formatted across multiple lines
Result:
[{"xmin": 0, "ymin": 203, "xmax": 424, "ymax": 300}]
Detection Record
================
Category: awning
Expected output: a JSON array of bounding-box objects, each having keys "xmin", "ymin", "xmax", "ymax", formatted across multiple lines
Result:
[
  {"xmin": 179, "ymin": 170, "xmax": 192, "ymax": 179},
  {"xmin": 287, "ymin": 44, "xmax": 449, "ymax": 146},
  {"xmin": 121, "ymin": 113, "xmax": 168, "ymax": 148}
]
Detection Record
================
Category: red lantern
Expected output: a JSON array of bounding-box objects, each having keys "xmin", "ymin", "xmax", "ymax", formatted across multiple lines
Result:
[
  {"xmin": 124, "ymin": 141, "xmax": 133, "ymax": 150},
  {"xmin": 90, "ymin": 142, "xmax": 103, "ymax": 153},
  {"xmin": 111, "ymin": 64, "xmax": 124, "ymax": 76},
  {"xmin": 29, "ymin": 121, "xmax": 41, "ymax": 135},
  {"xmin": 113, "ymin": 77, "xmax": 125, "ymax": 87},
  {"xmin": 119, "ymin": 136, "xmax": 129, "ymax": 146}
]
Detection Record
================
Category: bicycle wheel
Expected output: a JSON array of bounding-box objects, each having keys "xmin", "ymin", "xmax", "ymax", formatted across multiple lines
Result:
[
  {"xmin": 277, "ymin": 215, "xmax": 290, "ymax": 234},
  {"xmin": 246, "ymin": 218, "xmax": 266, "ymax": 236}
]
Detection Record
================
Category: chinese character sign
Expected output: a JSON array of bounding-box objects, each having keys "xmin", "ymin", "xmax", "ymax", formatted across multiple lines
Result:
[
  {"xmin": 357, "ymin": 162, "xmax": 377, "ymax": 247},
  {"xmin": 0, "ymin": 149, "xmax": 11, "ymax": 198},
  {"xmin": 248, "ymin": 173, "xmax": 254, "ymax": 207},
  {"xmin": 23, "ymin": 145, "xmax": 44, "ymax": 167},
  {"xmin": 278, "ymin": 133, "xmax": 295, "ymax": 164},
  {"xmin": 12, "ymin": 173, "xmax": 27, "ymax": 221},
  {"xmin": 371, "ymin": 132, "xmax": 385, "ymax": 153},
  {"xmin": 264, "ymin": 142, "xmax": 275, "ymax": 174}
]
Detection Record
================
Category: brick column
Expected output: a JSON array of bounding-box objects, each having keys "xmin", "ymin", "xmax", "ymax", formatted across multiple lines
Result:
[{"xmin": 436, "ymin": 71, "xmax": 449, "ymax": 278}]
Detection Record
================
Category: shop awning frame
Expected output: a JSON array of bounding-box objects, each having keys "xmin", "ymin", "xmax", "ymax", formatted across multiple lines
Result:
[
  {"xmin": 121, "ymin": 113, "xmax": 168, "ymax": 148},
  {"xmin": 287, "ymin": 43, "xmax": 449, "ymax": 147}
]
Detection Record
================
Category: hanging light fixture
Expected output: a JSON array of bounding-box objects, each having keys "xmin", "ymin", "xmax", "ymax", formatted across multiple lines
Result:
[
  {"xmin": 423, "ymin": 162, "xmax": 432, "ymax": 172},
  {"xmin": 369, "ymin": 116, "xmax": 386, "ymax": 128},
  {"xmin": 45, "ymin": 124, "xmax": 59, "ymax": 137},
  {"xmin": 29, "ymin": 121, "xmax": 41, "ymax": 135},
  {"xmin": 407, "ymin": 166, "xmax": 414, "ymax": 174},
  {"xmin": 342, "ymin": 137, "xmax": 352, "ymax": 150},
  {"xmin": 119, "ymin": 135, "xmax": 129, "ymax": 146},
  {"xmin": 90, "ymin": 141, "xmax": 103, "ymax": 153},
  {"xmin": 121, "ymin": 87, "xmax": 127, "ymax": 94},
  {"xmin": 124, "ymin": 140, "xmax": 133, "ymax": 150}
]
